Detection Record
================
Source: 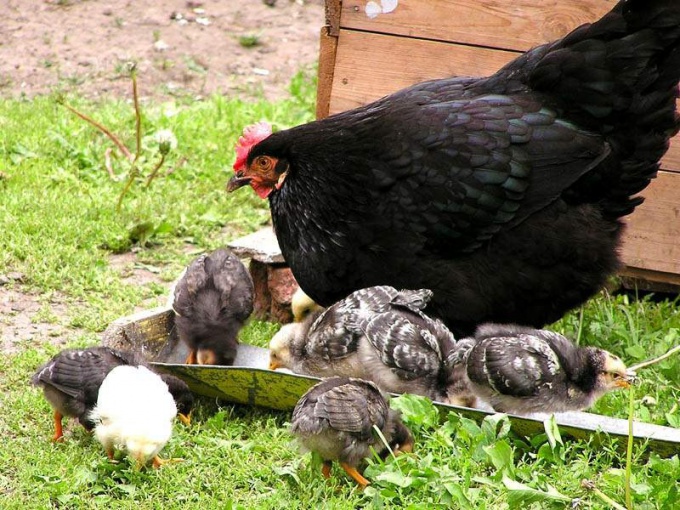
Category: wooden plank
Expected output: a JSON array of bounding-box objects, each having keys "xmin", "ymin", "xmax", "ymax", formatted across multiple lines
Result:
[
  {"xmin": 339, "ymin": 0, "xmax": 615, "ymax": 52},
  {"xmin": 620, "ymin": 170, "xmax": 680, "ymax": 276},
  {"xmin": 328, "ymin": 29, "xmax": 680, "ymax": 171},
  {"xmin": 316, "ymin": 27, "xmax": 338, "ymax": 119},
  {"xmin": 324, "ymin": 0, "xmax": 342, "ymax": 37},
  {"xmin": 619, "ymin": 269, "xmax": 680, "ymax": 293},
  {"xmin": 328, "ymin": 29, "xmax": 517, "ymax": 112}
]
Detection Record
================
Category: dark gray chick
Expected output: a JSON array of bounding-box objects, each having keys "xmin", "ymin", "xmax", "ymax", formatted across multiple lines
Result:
[
  {"xmin": 31, "ymin": 347, "xmax": 194, "ymax": 441},
  {"xmin": 31, "ymin": 347, "xmax": 136, "ymax": 441},
  {"xmin": 291, "ymin": 377, "xmax": 413, "ymax": 488},
  {"xmin": 462, "ymin": 324, "xmax": 633, "ymax": 414},
  {"xmin": 173, "ymin": 248, "xmax": 254, "ymax": 366},
  {"xmin": 357, "ymin": 305, "xmax": 476, "ymax": 406}
]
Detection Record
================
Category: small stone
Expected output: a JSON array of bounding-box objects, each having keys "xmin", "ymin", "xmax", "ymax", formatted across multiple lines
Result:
[
  {"xmin": 7, "ymin": 272, "xmax": 24, "ymax": 282},
  {"xmin": 641, "ymin": 395, "xmax": 657, "ymax": 407},
  {"xmin": 154, "ymin": 40, "xmax": 170, "ymax": 52}
]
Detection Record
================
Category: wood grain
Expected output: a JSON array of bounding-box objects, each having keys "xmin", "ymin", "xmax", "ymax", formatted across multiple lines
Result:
[
  {"xmin": 327, "ymin": 29, "xmax": 680, "ymax": 172},
  {"xmin": 620, "ymin": 170, "xmax": 680, "ymax": 276},
  {"xmin": 340, "ymin": 0, "xmax": 615, "ymax": 52},
  {"xmin": 316, "ymin": 27, "xmax": 338, "ymax": 119}
]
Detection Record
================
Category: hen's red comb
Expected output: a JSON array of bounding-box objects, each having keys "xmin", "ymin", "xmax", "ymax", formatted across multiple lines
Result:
[{"xmin": 233, "ymin": 122, "xmax": 272, "ymax": 171}]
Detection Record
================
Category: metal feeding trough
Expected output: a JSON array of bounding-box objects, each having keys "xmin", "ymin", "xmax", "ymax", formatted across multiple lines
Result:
[{"xmin": 102, "ymin": 306, "xmax": 680, "ymax": 458}]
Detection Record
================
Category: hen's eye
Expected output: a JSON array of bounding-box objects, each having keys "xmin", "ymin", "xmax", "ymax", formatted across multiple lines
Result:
[{"xmin": 256, "ymin": 156, "xmax": 272, "ymax": 170}]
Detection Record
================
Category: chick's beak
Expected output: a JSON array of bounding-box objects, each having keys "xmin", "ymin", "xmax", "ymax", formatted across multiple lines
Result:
[
  {"xmin": 178, "ymin": 412, "xmax": 192, "ymax": 426},
  {"xmin": 269, "ymin": 359, "xmax": 281, "ymax": 371},
  {"xmin": 394, "ymin": 439, "xmax": 414, "ymax": 455},
  {"xmin": 614, "ymin": 374, "xmax": 633, "ymax": 389},
  {"xmin": 227, "ymin": 173, "xmax": 252, "ymax": 192}
]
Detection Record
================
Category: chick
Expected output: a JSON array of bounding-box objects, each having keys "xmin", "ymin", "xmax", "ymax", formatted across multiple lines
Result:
[
  {"xmin": 357, "ymin": 306, "xmax": 476, "ymax": 407},
  {"xmin": 269, "ymin": 286, "xmax": 432, "ymax": 376},
  {"xmin": 32, "ymin": 347, "xmax": 194, "ymax": 441},
  {"xmin": 291, "ymin": 287, "xmax": 323, "ymax": 322},
  {"xmin": 89, "ymin": 365, "xmax": 181, "ymax": 468},
  {"xmin": 31, "ymin": 347, "xmax": 136, "ymax": 441},
  {"xmin": 462, "ymin": 324, "xmax": 633, "ymax": 414},
  {"xmin": 291, "ymin": 377, "xmax": 413, "ymax": 488},
  {"xmin": 268, "ymin": 308, "xmax": 363, "ymax": 377},
  {"xmin": 158, "ymin": 373, "xmax": 195, "ymax": 426},
  {"xmin": 172, "ymin": 248, "xmax": 254, "ymax": 366}
]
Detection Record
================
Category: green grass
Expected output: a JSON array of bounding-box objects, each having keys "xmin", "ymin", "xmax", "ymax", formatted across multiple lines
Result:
[{"xmin": 1, "ymin": 70, "xmax": 680, "ymax": 508}]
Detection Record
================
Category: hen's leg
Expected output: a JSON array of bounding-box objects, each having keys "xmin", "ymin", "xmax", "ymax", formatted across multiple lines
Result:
[{"xmin": 185, "ymin": 349, "xmax": 197, "ymax": 365}]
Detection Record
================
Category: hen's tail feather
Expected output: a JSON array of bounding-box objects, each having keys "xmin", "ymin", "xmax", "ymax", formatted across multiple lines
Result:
[{"xmin": 524, "ymin": 0, "xmax": 680, "ymax": 217}]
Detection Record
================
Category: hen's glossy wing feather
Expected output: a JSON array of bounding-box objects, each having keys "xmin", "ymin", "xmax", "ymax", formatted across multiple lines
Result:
[{"xmin": 361, "ymin": 92, "xmax": 611, "ymax": 253}]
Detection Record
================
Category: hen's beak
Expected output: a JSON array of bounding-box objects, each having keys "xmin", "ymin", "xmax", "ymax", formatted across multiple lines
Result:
[
  {"xmin": 269, "ymin": 360, "xmax": 281, "ymax": 371},
  {"xmin": 227, "ymin": 173, "xmax": 252, "ymax": 192}
]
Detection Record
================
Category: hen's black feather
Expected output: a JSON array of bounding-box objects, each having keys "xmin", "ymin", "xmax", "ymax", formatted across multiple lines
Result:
[{"xmin": 239, "ymin": 0, "xmax": 680, "ymax": 335}]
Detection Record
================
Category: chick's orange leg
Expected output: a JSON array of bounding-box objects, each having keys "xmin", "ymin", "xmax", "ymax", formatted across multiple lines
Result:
[
  {"xmin": 152, "ymin": 456, "xmax": 184, "ymax": 469},
  {"xmin": 106, "ymin": 447, "xmax": 115, "ymax": 460},
  {"xmin": 339, "ymin": 462, "xmax": 370, "ymax": 488},
  {"xmin": 51, "ymin": 411, "xmax": 64, "ymax": 442},
  {"xmin": 321, "ymin": 461, "xmax": 332, "ymax": 479},
  {"xmin": 185, "ymin": 349, "xmax": 197, "ymax": 365}
]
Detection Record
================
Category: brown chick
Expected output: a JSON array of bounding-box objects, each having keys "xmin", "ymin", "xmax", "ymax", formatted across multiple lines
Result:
[
  {"xmin": 291, "ymin": 377, "xmax": 413, "ymax": 488},
  {"xmin": 172, "ymin": 248, "xmax": 254, "ymax": 365},
  {"xmin": 31, "ymin": 347, "xmax": 136, "ymax": 441},
  {"xmin": 269, "ymin": 286, "xmax": 433, "ymax": 376}
]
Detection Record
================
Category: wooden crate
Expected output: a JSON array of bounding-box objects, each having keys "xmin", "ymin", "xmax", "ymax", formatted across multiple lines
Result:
[{"xmin": 316, "ymin": 0, "xmax": 680, "ymax": 290}]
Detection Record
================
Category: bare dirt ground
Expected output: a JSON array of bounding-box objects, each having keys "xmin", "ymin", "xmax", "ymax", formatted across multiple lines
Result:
[
  {"xmin": 0, "ymin": 0, "xmax": 324, "ymax": 101},
  {"xmin": 0, "ymin": 0, "xmax": 325, "ymax": 352}
]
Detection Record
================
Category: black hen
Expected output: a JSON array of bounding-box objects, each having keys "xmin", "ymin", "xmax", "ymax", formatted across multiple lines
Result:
[
  {"xmin": 172, "ymin": 248, "xmax": 254, "ymax": 365},
  {"xmin": 228, "ymin": 0, "xmax": 680, "ymax": 336}
]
